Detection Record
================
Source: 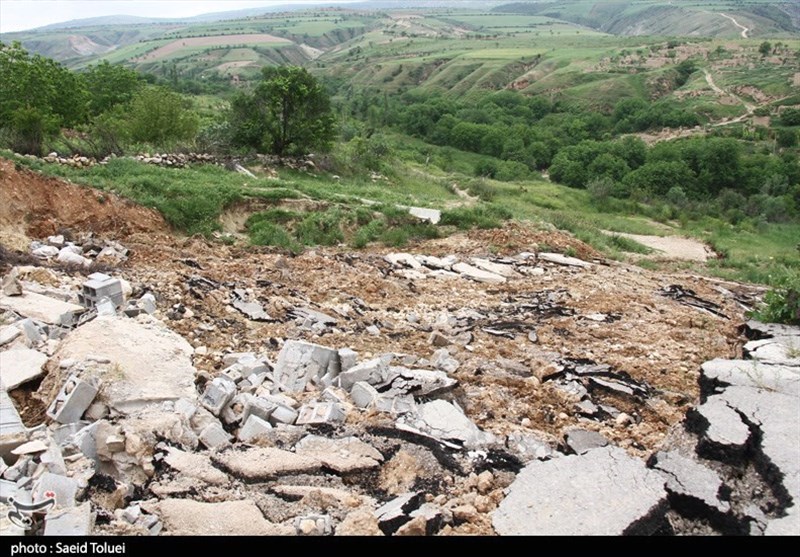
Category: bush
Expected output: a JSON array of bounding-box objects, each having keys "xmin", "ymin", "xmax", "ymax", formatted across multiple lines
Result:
[{"xmin": 751, "ymin": 271, "xmax": 800, "ymax": 325}]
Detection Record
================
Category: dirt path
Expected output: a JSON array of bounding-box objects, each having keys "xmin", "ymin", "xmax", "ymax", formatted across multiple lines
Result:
[
  {"xmin": 719, "ymin": 12, "xmax": 749, "ymax": 38},
  {"xmin": 603, "ymin": 230, "xmax": 714, "ymax": 262},
  {"xmin": 704, "ymin": 69, "xmax": 755, "ymax": 124}
]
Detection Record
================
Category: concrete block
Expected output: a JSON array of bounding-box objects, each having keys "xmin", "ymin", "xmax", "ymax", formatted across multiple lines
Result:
[
  {"xmin": 200, "ymin": 377, "xmax": 236, "ymax": 416},
  {"xmin": 0, "ymin": 390, "xmax": 26, "ymax": 443},
  {"xmin": 296, "ymin": 402, "xmax": 346, "ymax": 425},
  {"xmin": 338, "ymin": 348, "xmax": 359, "ymax": 372},
  {"xmin": 46, "ymin": 375, "xmax": 100, "ymax": 424},
  {"xmin": 139, "ymin": 293, "xmax": 156, "ymax": 315},
  {"xmin": 350, "ymin": 382, "xmax": 379, "ymax": 408},
  {"xmin": 338, "ymin": 358, "xmax": 390, "ymax": 391},
  {"xmin": 374, "ymin": 395, "xmax": 416, "ymax": 415},
  {"xmin": 273, "ymin": 340, "xmax": 340, "ymax": 393},
  {"xmin": 268, "ymin": 404, "xmax": 299, "ymax": 426},
  {"xmin": 238, "ymin": 415, "xmax": 273, "ymax": 443},
  {"xmin": 43, "ymin": 502, "xmax": 94, "ymax": 536},
  {"xmin": 242, "ymin": 396, "xmax": 278, "ymax": 424},
  {"xmin": 0, "ymin": 348, "xmax": 48, "ymax": 390},
  {"xmin": 79, "ymin": 273, "xmax": 124, "ymax": 309},
  {"xmin": 198, "ymin": 422, "xmax": 232, "ymax": 449},
  {"xmin": 33, "ymin": 472, "xmax": 80, "ymax": 509},
  {"xmin": 95, "ymin": 297, "xmax": 116, "ymax": 317},
  {"xmin": 294, "ymin": 514, "xmax": 333, "ymax": 536}
]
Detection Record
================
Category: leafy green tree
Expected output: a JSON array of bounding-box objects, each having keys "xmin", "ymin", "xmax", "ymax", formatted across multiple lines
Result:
[
  {"xmin": 230, "ymin": 66, "xmax": 335, "ymax": 155},
  {"xmin": 83, "ymin": 61, "xmax": 142, "ymax": 116},
  {"xmin": 124, "ymin": 86, "xmax": 198, "ymax": 145},
  {"xmin": 759, "ymin": 41, "xmax": 772, "ymax": 57},
  {"xmin": 622, "ymin": 160, "xmax": 696, "ymax": 197}
]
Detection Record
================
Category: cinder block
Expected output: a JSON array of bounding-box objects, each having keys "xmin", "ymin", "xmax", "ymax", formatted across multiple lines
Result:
[
  {"xmin": 79, "ymin": 273, "xmax": 124, "ymax": 309},
  {"xmin": 238, "ymin": 415, "xmax": 272, "ymax": 443},
  {"xmin": 46, "ymin": 375, "xmax": 100, "ymax": 424},
  {"xmin": 350, "ymin": 382, "xmax": 379, "ymax": 408},
  {"xmin": 338, "ymin": 348, "xmax": 359, "ymax": 372},
  {"xmin": 268, "ymin": 404, "xmax": 299, "ymax": 426},
  {"xmin": 198, "ymin": 422, "xmax": 231, "ymax": 449},
  {"xmin": 200, "ymin": 377, "xmax": 236, "ymax": 416},
  {"xmin": 296, "ymin": 402, "xmax": 346, "ymax": 425}
]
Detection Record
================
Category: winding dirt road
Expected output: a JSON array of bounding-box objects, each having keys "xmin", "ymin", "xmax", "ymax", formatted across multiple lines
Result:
[{"xmin": 719, "ymin": 12, "xmax": 749, "ymax": 38}]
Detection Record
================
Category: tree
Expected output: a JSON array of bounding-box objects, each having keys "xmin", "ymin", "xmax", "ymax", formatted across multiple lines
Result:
[
  {"xmin": 83, "ymin": 61, "xmax": 142, "ymax": 116},
  {"xmin": 230, "ymin": 66, "xmax": 335, "ymax": 156},
  {"xmin": 759, "ymin": 41, "xmax": 772, "ymax": 57},
  {"xmin": 123, "ymin": 86, "xmax": 198, "ymax": 145}
]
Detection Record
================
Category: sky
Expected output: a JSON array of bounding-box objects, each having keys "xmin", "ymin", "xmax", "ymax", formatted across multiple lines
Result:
[{"xmin": 0, "ymin": 0, "xmax": 356, "ymax": 33}]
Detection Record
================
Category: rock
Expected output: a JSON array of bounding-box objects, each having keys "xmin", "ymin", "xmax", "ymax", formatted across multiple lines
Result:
[
  {"xmin": 291, "ymin": 306, "xmax": 338, "ymax": 326},
  {"xmin": 429, "ymin": 331, "xmax": 451, "ymax": 347},
  {"xmin": 374, "ymin": 492, "xmax": 423, "ymax": 535},
  {"xmin": 408, "ymin": 503, "xmax": 446, "ymax": 535},
  {"xmin": 564, "ymin": 429, "xmax": 609, "ymax": 455},
  {"xmin": 0, "ymin": 348, "xmax": 48, "ymax": 390},
  {"xmin": 764, "ymin": 507, "xmax": 799, "ymax": 536},
  {"xmin": 651, "ymin": 451, "xmax": 730, "ymax": 513},
  {"xmin": 336, "ymin": 508, "xmax": 383, "ymax": 536},
  {"xmin": 0, "ymin": 325, "xmax": 21, "ymax": 346},
  {"xmin": 506, "ymin": 431, "xmax": 555, "ymax": 462},
  {"xmin": 493, "ymin": 446, "xmax": 667, "ymax": 535},
  {"xmin": 394, "ymin": 515, "xmax": 428, "ymax": 536},
  {"xmin": 271, "ymin": 485, "xmax": 368, "ymax": 508},
  {"xmin": 432, "ymin": 348, "xmax": 459, "ymax": 373},
  {"xmin": 1, "ymin": 269, "xmax": 22, "ymax": 296},
  {"xmin": 32, "ymin": 245, "xmax": 59, "ymax": 258},
  {"xmin": 381, "ymin": 367, "xmax": 458, "ymax": 398},
  {"xmin": 57, "ymin": 248, "xmax": 91, "ymax": 267},
  {"xmin": 0, "ymin": 291, "xmax": 84, "ymax": 325},
  {"xmin": 11, "ymin": 439, "xmax": 48, "ymax": 455},
  {"xmin": 162, "ymin": 446, "xmax": 229, "ymax": 485},
  {"xmin": 416, "ymin": 255, "xmax": 457, "ymax": 270},
  {"xmin": 338, "ymin": 348, "xmax": 359, "ymax": 372},
  {"xmin": 44, "ymin": 503, "xmax": 94, "ymax": 536},
  {"xmin": 407, "ymin": 207, "xmax": 441, "ymax": 224},
  {"xmin": 153, "ymin": 499, "xmax": 292, "ymax": 535},
  {"xmin": 575, "ymin": 399, "xmax": 599, "ymax": 417},
  {"xmin": 51, "ymin": 316, "xmax": 197, "ymax": 413},
  {"xmin": 212, "ymin": 446, "xmax": 321, "ymax": 481},
  {"xmin": 700, "ymin": 359, "xmax": 799, "ymax": 397},
  {"xmin": 350, "ymin": 382, "xmax": 380, "ymax": 408},
  {"xmin": 231, "ymin": 298, "xmax": 273, "ymax": 321},
  {"xmin": 238, "ymin": 414, "xmax": 273, "ymax": 443},
  {"xmin": 537, "ymin": 252, "xmax": 592, "ymax": 268},
  {"xmin": 338, "ymin": 357, "xmax": 391, "ymax": 391},
  {"xmin": 294, "ymin": 514, "xmax": 333, "ymax": 536},
  {"xmin": 294, "ymin": 435, "xmax": 383, "ymax": 473},
  {"xmin": 452, "ymin": 262, "xmax": 506, "ymax": 284},
  {"xmin": 273, "ymin": 340, "xmax": 340, "ymax": 393}
]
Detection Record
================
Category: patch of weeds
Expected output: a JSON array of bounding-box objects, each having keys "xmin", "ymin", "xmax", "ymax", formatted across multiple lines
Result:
[
  {"xmin": 749, "ymin": 270, "xmax": 800, "ymax": 325},
  {"xmin": 440, "ymin": 205, "xmax": 511, "ymax": 230},
  {"xmin": 608, "ymin": 234, "xmax": 652, "ymax": 254}
]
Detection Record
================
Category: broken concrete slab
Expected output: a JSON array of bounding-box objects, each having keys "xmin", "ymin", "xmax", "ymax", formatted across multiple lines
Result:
[
  {"xmin": 0, "ymin": 348, "xmax": 48, "ymax": 390},
  {"xmin": 43, "ymin": 502, "xmax": 94, "ymax": 536},
  {"xmin": 1, "ymin": 269, "xmax": 22, "ymax": 296},
  {"xmin": 651, "ymin": 451, "xmax": 730, "ymax": 513},
  {"xmin": 162, "ymin": 446, "xmax": 229, "ymax": 485},
  {"xmin": 33, "ymin": 472, "xmax": 80, "ymax": 509},
  {"xmin": 294, "ymin": 435, "xmax": 383, "ymax": 473},
  {"xmin": 46, "ymin": 374, "xmax": 100, "ymax": 424},
  {"xmin": 51, "ymin": 315, "xmax": 197, "ymax": 413},
  {"xmin": 470, "ymin": 258, "xmax": 520, "ymax": 278},
  {"xmin": 404, "ymin": 399, "xmax": 493, "ymax": 448},
  {"xmin": 212, "ymin": 446, "xmax": 321, "ymax": 481},
  {"xmin": 0, "ymin": 390, "xmax": 27, "ymax": 453},
  {"xmin": 506, "ymin": 431, "xmax": 555, "ymax": 462},
  {"xmin": 452, "ymin": 262, "xmax": 506, "ymax": 284},
  {"xmin": 701, "ymin": 359, "xmax": 800, "ymax": 396},
  {"xmin": 350, "ymin": 382, "xmax": 379, "ymax": 408},
  {"xmin": 380, "ymin": 367, "xmax": 458, "ymax": 398},
  {"xmin": 291, "ymin": 306, "xmax": 338, "ymax": 326},
  {"xmin": 407, "ymin": 207, "xmax": 441, "ymax": 224},
  {"xmin": 416, "ymin": 255, "xmax": 458, "ymax": 270},
  {"xmin": 537, "ymin": 252, "xmax": 593, "ymax": 268},
  {"xmin": 296, "ymin": 402, "xmax": 346, "ymax": 426},
  {"xmin": 764, "ymin": 506, "xmax": 799, "ymax": 536},
  {"xmin": 432, "ymin": 349, "xmax": 459, "ymax": 373},
  {"xmin": 374, "ymin": 492, "xmax": 424, "ymax": 535},
  {"xmin": 153, "ymin": 498, "xmax": 292, "ymax": 535},
  {"xmin": 11, "ymin": 439, "xmax": 48, "ymax": 455},
  {"xmin": 493, "ymin": 445, "xmax": 667, "ymax": 535},
  {"xmin": 690, "ymin": 396, "xmax": 751, "ymax": 453},
  {"xmin": 274, "ymin": 340, "xmax": 340, "ymax": 393},
  {"xmin": 271, "ymin": 485, "xmax": 371, "ymax": 508},
  {"xmin": 338, "ymin": 357, "xmax": 390, "ymax": 391},
  {"xmin": 385, "ymin": 253, "xmax": 422, "ymax": 269},
  {"xmin": 564, "ymin": 429, "xmax": 609, "ymax": 455},
  {"xmin": 338, "ymin": 348, "xmax": 358, "ymax": 372},
  {"xmin": 744, "ymin": 339, "xmax": 800, "ymax": 367},
  {"xmin": 57, "ymin": 248, "xmax": 91, "ymax": 267}
]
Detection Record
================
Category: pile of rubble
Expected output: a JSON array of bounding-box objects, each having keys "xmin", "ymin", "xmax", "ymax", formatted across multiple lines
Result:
[
  {"xmin": 0, "ymin": 221, "xmax": 796, "ymax": 536},
  {"xmin": 26, "ymin": 233, "xmax": 130, "ymax": 269},
  {"xmin": 31, "ymin": 152, "xmax": 219, "ymax": 170}
]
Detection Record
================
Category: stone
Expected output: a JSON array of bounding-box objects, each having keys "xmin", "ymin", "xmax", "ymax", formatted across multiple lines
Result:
[
  {"xmin": 294, "ymin": 435, "xmax": 383, "ymax": 473},
  {"xmin": 429, "ymin": 331, "xmax": 451, "ymax": 347},
  {"xmin": 1, "ymin": 269, "xmax": 22, "ymax": 296},
  {"xmin": 374, "ymin": 492, "xmax": 423, "ymax": 535},
  {"xmin": 432, "ymin": 349, "xmax": 459, "ymax": 373},
  {"xmin": 452, "ymin": 262, "xmax": 506, "ymax": 284},
  {"xmin": 11, "ymin": 440, "xmax": 48, "ymax": 455},
  {"xmin": 537, "ymin": 252, "xmax": 592, "ymax": 268},
  {"xmin": 470, "ymin": 258, "xmax": 520, "ymax": 278},
  {"xmin": 408, "ymin": 503, "xmax": 445, "ymax": 535},
  {"xmin": 44, "ymin": 503, "xmax": 94, "ymax": 536},
  {"xmin": 764, "ymin": 507, "xmax": 799, "ymax": 536},
  {"xmin": 162, "ymin": 446, "xmax": 229, "ymax": 485},
  {"xmin": 241, "ymin": 396, "xmax": 277, "ymax": 424},
  {"xmin": 366, "ymin": 325, "xmax": 381, "ymax": 336},
  {"xmin": 34, "ymin": 472, "xmax": 80, "ymax": 509},
  {"xmin": 385, "ymin": 253, "xmax": 422, "ymax": 269},
  {"xmin": 380, "ymin": 367, "xmax": 458, "ymax": 398},
  {"xmin": 651, "ymin": 451, "xmax": 730, "ymax": 513},
  {"xmin": 375, "ymin": 394, "xmax": 416, "ymax": 415},
  {"xmin": 0, "ymin": 292, "xmax": 84, "ymax": 326},
  {"xmin": 52, "ymin": 316, "xmax": 197, "ymax": 413},
  {"xmin": 32, "ymin": 245, "xmax": 59, "ymax": 258},
  {"xmin": 575, "ymin": 399, "xmax": 599, "ymax": 416},
  {"xmin": 198, "ymin": 422, "xmax": 231, "ymax": 449},
  {"xmin": 46, "ymin": 375, "xmax": 100, "ymax": 424},
  {"xmin": 139, "ymin": 293, "xmax": 157, "ymax": 315},
  {"xmin": 493, "ymin": 446, "xmax": 667, "ymax": 535},
  {"xmin": 212, "ymin": 446, "xmax": 320, "ymax": 480},
  {"xmin": 564, "ymin": 429, "xmax": 609, "ymax": 455},
  {"xmin": 506, "ymin": 431, "xmax": 555, "ymax": 462},
  {"xmin": 231, "ymin": 298, "xmax": 273, "ymax": 321},
  {"xmin": 153, "ymin": 499, "xmax": 292, "ymax": 535},
  {"xmin": 350, "ymin": 382, "xmax": 379, "ymax": 408},
  {"xmin": 0, "ymin": 325, "xmax": 21, "ymax": 347},
  {"xmin": 416, "ymin": 255, "xmax": 457, "ymax": 270},
  {"xmin": 200, "ymin": 377, "xmax": 236, "ymax": 416},
  {"xmin": 292, "ymin": 306, "xmax": 338, "ymax": 326},
  {"xmin": 338, "ymin": 357, "xmax": 391, "ymax": 391},
  {"xmin": 691, "ymin": 396, "xmax": 750, "ymax": 451},
  {"xmin": 0, "ymin": 348, "xmax": 48, "ymax": 390},
  {"xmin": 273, "ymin": 340, "xmax": 340, "ymax": 393},
  {"xmin": 296, "ymin": 402, "xmax": 346, "ymax": 425},
  {"xmin": 238, "ymin": 414, "xmax": 273, "ymax": 443},
  {"xmin": 335, "ymin": 508, "xmax": 383, "ymax": 536},
  {"xmin": 407, "ymin": 207, "xmax": 441, "ymax": 224}
]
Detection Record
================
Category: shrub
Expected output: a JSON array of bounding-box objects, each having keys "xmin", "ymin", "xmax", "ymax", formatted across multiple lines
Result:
[{"xmin": 751, "ymin": 271, "xmax": 800, "ymax": 325}]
